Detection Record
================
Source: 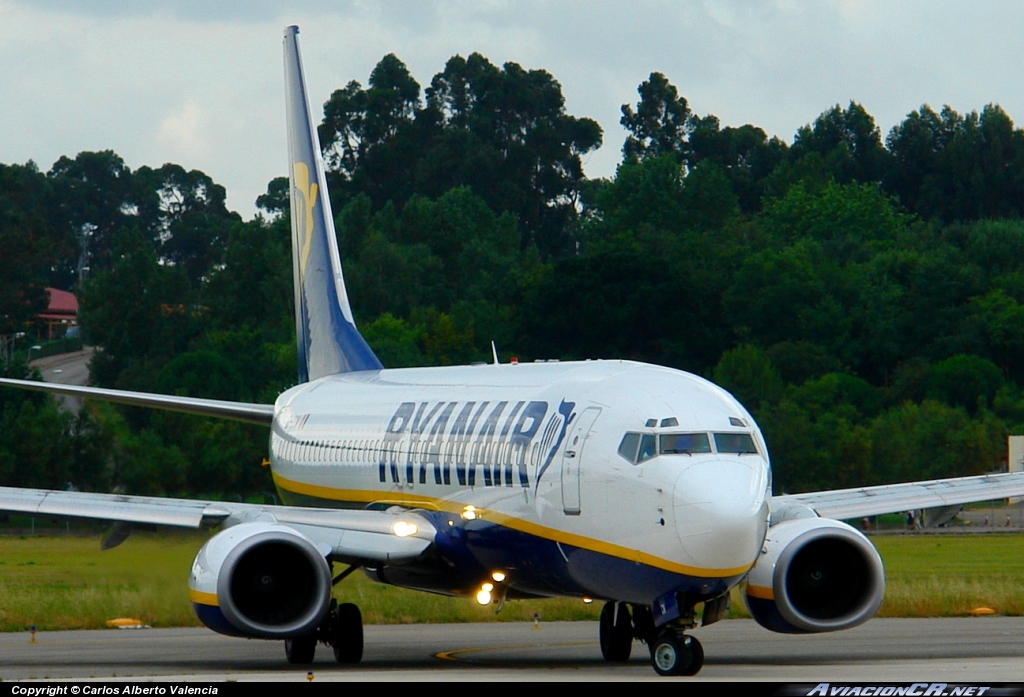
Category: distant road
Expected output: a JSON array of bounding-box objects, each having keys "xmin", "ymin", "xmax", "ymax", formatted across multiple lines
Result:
[{"xmin": 28, "ymin": 347, "xmax": 94, "ymax": 412}]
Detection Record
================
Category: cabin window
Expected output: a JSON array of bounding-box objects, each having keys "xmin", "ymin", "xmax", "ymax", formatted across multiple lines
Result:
[
  {"xmin": 713, "ymin": 432, "xmax": 758, "ymax": 454},
  {"xmin": 660, "ymin": 433, "xmax": 711, "ymax": 455}
]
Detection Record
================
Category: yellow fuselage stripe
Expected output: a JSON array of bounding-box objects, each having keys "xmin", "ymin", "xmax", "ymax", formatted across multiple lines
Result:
[{"xmin": 272, "ymin": 471, "xmax": 754, "ymax": 579}]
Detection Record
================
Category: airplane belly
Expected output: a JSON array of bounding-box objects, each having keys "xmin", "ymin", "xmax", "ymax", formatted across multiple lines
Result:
[{"xmin": 458, "ymin": 519, "xmax": 744, "ymax": 603}]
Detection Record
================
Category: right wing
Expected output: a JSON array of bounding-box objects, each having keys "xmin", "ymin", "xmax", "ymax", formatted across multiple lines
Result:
[
  {"xmin": 0, "ymin": 486, "xmax": 436, "ymax": 563},
  {"xmin": 0, "ymin": 377, "xmax": 274, "ymax": 425},
  {"xmin": 0, "ymin": 380, "xmax": 434, "ymax": 562}
]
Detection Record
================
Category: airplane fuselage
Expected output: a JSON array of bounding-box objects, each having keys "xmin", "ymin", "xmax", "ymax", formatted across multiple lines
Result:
[{"xmin": 270, "ymin": 359, "xmax": 772, "ymax": 605}]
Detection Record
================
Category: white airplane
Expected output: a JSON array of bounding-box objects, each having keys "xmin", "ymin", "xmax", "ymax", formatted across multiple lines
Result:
[{"xmin": 4, "ymin": 26, "xmax": 1024, "ymax": 677}]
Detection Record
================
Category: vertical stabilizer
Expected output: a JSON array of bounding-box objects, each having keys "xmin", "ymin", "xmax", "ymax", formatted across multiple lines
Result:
[{"xmin": 283, "ymin": 26, "xmax": 383, "ymax": 382}]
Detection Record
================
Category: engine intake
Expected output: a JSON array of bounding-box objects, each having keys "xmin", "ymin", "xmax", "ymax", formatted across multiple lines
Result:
[
  {"xmin": 189, "ymin": 522, "xmax": 332, "ymax": 639},
  {"xmin": 744, "ymin": 517, "xmax": 884, "ymax": 633}
]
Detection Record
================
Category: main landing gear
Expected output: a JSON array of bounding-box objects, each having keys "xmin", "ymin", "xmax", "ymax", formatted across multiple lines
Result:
[
  {"xmin": 284, "ymin": 562, "xmax": 365, "ymax": 665},
  {"xmin": 598, "ymin": 601, "xmax": 705, "ymax": 676},
  {"xmin": 285, "ymin": 599, "xmax": 364, "ymax": 665},
  {"xmin": 599, "ymin": 601, "xmax": 633, "ymax": 661}
]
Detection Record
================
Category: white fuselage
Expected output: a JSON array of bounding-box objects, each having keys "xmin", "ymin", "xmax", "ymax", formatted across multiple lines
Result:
[{"xmin": 269, "ymin": 359, "xmax": 772, "ymax": 603}]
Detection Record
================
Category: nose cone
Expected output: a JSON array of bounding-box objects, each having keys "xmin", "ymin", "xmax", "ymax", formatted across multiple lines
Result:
[{"xmin": 672, "ymin": 458, "xmax": 769, "ymax": 574}]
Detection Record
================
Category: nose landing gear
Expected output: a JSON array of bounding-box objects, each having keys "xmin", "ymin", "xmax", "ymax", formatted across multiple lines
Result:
[
  {"xmin": 598, "ymin": 600, "xmax": 706, "ymax": 676},
  {"xmin": 650, "ymin": 629, "xmax": 704, "ymax": 676}
]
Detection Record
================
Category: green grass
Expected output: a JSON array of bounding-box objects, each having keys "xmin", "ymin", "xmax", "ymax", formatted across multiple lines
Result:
[
  {"xmin": 2, "ymin": 531, "xmax": 1022, "ymax": 632},
  {"xmin": 872, "ymin": 535, "xmax": 1024, "ymax": 617}
]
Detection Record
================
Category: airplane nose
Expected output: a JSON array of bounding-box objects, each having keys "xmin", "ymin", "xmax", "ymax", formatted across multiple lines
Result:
[{"xmin": 672, "ymin": 458, "xmax": 769, "ymax": 573}]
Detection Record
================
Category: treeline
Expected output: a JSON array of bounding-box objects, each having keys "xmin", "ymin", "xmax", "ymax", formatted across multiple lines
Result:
[{"xmin": 4, "ymin": 53, "xmax": 1024, "ymax": 498}]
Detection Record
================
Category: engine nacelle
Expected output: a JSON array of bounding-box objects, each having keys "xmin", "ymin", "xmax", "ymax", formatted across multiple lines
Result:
[
  {"xmin": 744, "ymin": 517, "xmax": 884, "ymax": 634},
  {"xmin": 188, "ymin": 522, "xmax": 332, "ymax": 639}
]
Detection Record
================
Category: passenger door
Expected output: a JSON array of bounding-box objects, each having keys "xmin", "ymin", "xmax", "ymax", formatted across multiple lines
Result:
[{"xmin": 561, "ymin": 407, "xmax": 601, "ymax": 515}]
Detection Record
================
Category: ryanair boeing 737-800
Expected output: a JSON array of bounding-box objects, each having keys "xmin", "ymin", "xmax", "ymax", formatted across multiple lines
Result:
[{"xmin": 4, "ymin": 26, "xmax": 1024, "ymax": 677}]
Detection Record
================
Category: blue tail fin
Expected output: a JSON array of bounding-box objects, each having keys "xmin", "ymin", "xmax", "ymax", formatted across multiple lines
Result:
[{"xmin": 283, "ymin": 26, "xmax": 383, "ymax": 381}]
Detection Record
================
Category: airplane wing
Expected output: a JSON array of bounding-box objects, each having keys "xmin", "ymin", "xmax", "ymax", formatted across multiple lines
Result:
[
  {"xmin": 0, "ymin": 380, "xmax": 433, "ymax": 562},
  {"xmin": 774, "ymin": 470, "xmax": 1024, "ymax": 520},
  {"xmin": 0, "ymin": 485, "xmax": 436, "ymax": 563},
  {"xmin": 0, "ymin": 378, "xmax": 275, "ymax": 425}
]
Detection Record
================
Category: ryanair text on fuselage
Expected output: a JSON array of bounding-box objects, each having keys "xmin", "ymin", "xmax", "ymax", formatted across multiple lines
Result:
[{"xmin": 374, "ymin": 399, "xmax": 577, "ymax": 489}]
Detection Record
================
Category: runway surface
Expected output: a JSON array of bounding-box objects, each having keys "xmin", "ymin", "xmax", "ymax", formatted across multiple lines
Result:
[{"xmin": 2, "ymin": 617, "xmax": 1024, "ymax": 682}]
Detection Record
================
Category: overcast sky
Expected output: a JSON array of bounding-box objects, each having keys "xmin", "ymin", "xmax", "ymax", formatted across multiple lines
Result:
[{"xmin": 4, "ymin": 0, "xmax": 1024, "ymax": 219}]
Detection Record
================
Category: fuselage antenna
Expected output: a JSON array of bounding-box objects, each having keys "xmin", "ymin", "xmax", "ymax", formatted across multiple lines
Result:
[{"xmin": 491, "ymin": 341, "xmax": 500, "ymax": 366}]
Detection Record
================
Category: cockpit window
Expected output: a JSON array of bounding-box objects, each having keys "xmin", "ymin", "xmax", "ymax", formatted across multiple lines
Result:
[
  {"xmin": 660, "ymin": 433, "xmax": 711, "ymax": 455},
  {"xmin": 617, "ymin": 432, "xmax": 640, "ymax": 463},
  {"xmin": 714, "ymin": 432, "xmax": 758, "ymax": 454},
  {"xmin": 619, "ymin": 430, "xmax": 759, "ymax": 464},
  {"xmin": 637, "ymin": 434, "xmax": 657, "ymax": 463}
]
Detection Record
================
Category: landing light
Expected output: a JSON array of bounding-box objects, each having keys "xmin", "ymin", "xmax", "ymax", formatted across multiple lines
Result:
[
  {"xmin": 582, "ymin": 597, "xmax": 593, "ymax": 604},
  {"xmin": 475, "ymin": 581, "xmax": 496, "ymax": 605},
  {"xmin": 392, "ymin": 521, "xmax": 418, "ymax": 538},
  {"xmin": 491, "ymin": 571, "xmax": 506, "ymax": 583},
  {"xmin": 462, "ymin": 505, "xmax": 478, "ymax": 521}
]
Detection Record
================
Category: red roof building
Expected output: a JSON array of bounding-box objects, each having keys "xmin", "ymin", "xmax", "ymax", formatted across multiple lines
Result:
[{"xmin": 36, "ymin": 288, "xmax": 79, "ymax": 340}]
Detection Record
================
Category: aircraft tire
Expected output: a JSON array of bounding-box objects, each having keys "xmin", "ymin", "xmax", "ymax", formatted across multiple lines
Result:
[
  {"xmin": 599, "ymin": 602, "xmax": 633, "ymax": 661},
  {"xmin": 331, "ymin": 602, "xmax": 364, "ymax": 663},
  {"xmin": 285, "ymin": 634, "xmax": 317, "ymax": 664},
  {"xmin": 650, "ymin": 632, "xmax": 702, "ymax": 676},
  {"xmin": 682, "ymin": 635, "xmax": 704, "ymax": 676}
]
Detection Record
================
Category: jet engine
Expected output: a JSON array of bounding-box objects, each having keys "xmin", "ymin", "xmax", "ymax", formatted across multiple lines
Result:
[
  {"xmin": 744, "ymin": 517, "xmax": 884, "ymax": 634},
  {"xmin": 188, "ymin": 522, "xmax": 332, "ymax": 639}
]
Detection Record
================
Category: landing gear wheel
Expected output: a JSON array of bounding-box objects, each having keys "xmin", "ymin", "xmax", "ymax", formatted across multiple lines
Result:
[
  {"xmin": 650, "ymin": 632, "xmax": 703, "ymax": 676},
  {"xmin": 683, "ymin": 635, "xmax": 704, "ymax": 675},
  {"xmin": 599, "ymin": 602, "xmax": 633, "ymax": 661},
  {"xmin": 285, "ymin": 634, "xmax": 317, "ymax": 664},
  {"xmin": 331, "ymin": 602, "xmax": 364, "ymax": 663}
]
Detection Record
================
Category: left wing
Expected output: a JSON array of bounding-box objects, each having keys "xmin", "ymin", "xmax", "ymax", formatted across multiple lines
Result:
[
  {"xmin": 774, "ymin": 471, "xmax": 1024, "ymax": 521},
  {"xmin": 0, "ymin": 486, "xmax": 436, "ymax": 563}
]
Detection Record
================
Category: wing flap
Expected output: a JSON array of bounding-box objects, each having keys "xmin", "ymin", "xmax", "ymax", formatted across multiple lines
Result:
[{"xmin": 776, "ymin": 471, "xmax": 1024, "ymax": 520}]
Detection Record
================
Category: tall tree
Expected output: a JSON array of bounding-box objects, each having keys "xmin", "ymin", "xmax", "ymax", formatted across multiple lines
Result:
[
  {"xmin": 319, "ymin": 52, "xmax": 601, "ymax": 259},
  {"xmin": 688, "ymin": 117, "xmax": 789, "ymax": 212},
  {"xmin": 0, "ymin": 162, "xmax": 71, "ymax": 332},
  {"xmin": 620, "ymin": 72, "xmax": 692, "ymax": 163},
  {"xmin": 790, "ymin": 101, "xmax": 891, "ymax": 185},
  {"xmin": 78, "ymin": 227, "xmax": 196, "ymax": 389},
  {"xmin": 887, "ymin": 104, "xmax": 1024, "ymax": 221},
  {"xmin": 134, "ymin": 164, "xmax": 240, "ymax": 285},
  {"xmin": 47, "ymin": 150, "xmax": 139, "ymax": 276}
]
